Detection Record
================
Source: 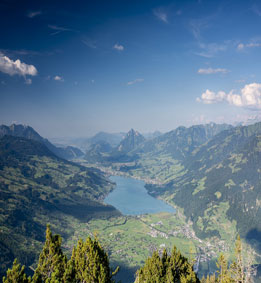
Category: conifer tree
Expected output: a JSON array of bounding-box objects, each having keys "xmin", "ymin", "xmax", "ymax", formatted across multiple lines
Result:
[
  {"xmin": 136, "ymin": 246, "xmax": 199, "ymax": 283},
  {"xmin": 32, "ymin": 225, "xmax": 67, "ymax": 283},
  {"xmin": 2, "ymin": 259, "xmax": 30, "ymax": 283},
  {"xmin": 201, "ymin": 274, "xmax": 216, "ymax": 283},
  {"xmin": 229, "ymin": 235, "xmax": 255, "ymax": 283},
  {"xmin": 231, "ymin": 235, "xmax": 244, "ymax": 283},
  {"xmin": 65, "ymin": 237, "xmax": 118, "ymax": 283},
  {"xmin": 216, "ymin": 254, "xmax": 232, "ymax": 283}
]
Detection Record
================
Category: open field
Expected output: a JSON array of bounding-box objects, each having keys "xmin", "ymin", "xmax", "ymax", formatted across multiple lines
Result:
[{"xmin": 64, "ymin": 207, "xmax": 246, "ymax": 280}]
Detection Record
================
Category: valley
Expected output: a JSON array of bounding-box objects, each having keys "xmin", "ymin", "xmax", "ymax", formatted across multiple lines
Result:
[{"xmin": 0, "ymin": 122, "xmax": 261, "ymax": 282}]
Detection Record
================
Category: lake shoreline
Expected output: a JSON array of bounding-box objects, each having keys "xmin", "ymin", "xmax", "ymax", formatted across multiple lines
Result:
[{"xmin": 104, "ymin": 175, "xmax": 175, "ymax": 216}]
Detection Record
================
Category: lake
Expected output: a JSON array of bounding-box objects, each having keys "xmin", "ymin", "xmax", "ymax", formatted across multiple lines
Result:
[{"xmin": 104, "ymin": 175, "xmax": 175, "ymax": 215}]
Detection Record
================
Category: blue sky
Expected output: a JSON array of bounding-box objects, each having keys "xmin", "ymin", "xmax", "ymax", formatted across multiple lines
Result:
[{"xmin": 1, "ymin": 0, "xmax": 261, "ymax": 137}]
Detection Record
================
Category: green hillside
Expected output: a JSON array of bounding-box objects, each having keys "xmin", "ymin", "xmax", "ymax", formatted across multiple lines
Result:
[
  {"xmin": 145, "ymin": 122, "xmax": 261, "ymax": 259},
  {"xmin": 0, "ymin": 135, "xmax": 120, "ymax": 277}
]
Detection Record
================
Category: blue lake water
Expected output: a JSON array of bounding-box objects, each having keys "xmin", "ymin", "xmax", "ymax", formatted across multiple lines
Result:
[{"xmin": 104, "ymin": 175, "xmax": 175, "ymax": 215}]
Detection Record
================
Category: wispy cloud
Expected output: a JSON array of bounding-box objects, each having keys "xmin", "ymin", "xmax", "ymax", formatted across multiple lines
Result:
[
  {"xmin": 195, "ymin": 42, "xmax": 227, "ymax": 58},
  {"xmin": 127, "ymin": 78, "xmax": 144, "ymax": 85},
  {"xmin": 54, "ymin": 75, "xmax": 64, "ymax": 82},
  {"xmin": 27, "ymin": 11, "xmax": 42, "ymax": 18},
  {"xmin": 82, "ymin": 38, "xmax": 96, "ymax": 49},
  {"xmin": 197, "ymin": 83, "xmax": 261, "ymax": 109},
  {"xmin": 189, "ymin": 18, "xmax": 210, "ymax": 40},
  {"xmin": 237, "ymin": 40, "xmax": 261, "ymax": 51},
  {"xmin": 0, "ymin": 53, "xmax": 37, "ymax": 78},
  {"xmin": 198, "ymin": 67, "xmax": 229, "ymax": 75},
  {"xmin": 48, "ymin": 25, "xmax": 76, "ymax": 36},
  {"xmin": 113, "ymin": 43, "xmax": 124, "ymax": 51},
  {"xmin": 153, "ymin": 9, "xmax": 168, "ymax": 23},
  {"xmin": 0, "ymin": 48, "xmax": 57, "ymax": 58},
  {"xmin": 189, "ymin": 13, "xmax": 229, "ymax": 58}
]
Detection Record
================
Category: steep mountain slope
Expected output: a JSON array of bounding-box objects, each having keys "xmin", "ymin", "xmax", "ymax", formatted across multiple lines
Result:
[
  {"xmin": 87, "ymin": 131, "xmax": 125, "ymax": 148},
  {"xmin": 117, "ymin": 129, "xmax": 146, "ymax": 153},
  {"xmin": 112, "ymin": 123, "xmax": 233, "ymax": 182},
  {"xmin": 85, "ymin": 141, "xmax": 113, "ymax": 163},
  {"xmin": 134, "ymin": 123, "xmax": 233, "ymax": 160},
  {"xmin": 0, "ymin": 124, "xmax": 84, "ymax": 160},
  {"xmin": 146, "ymin": 122, "xmax": 261, "ymax": 254},
  {"xmin": 0, "ymin": 135, "xmax": 119, "ymax": 276},
  {"xmin": 84, "ymin": 129, "xmax": 146, "ymax": 164}
]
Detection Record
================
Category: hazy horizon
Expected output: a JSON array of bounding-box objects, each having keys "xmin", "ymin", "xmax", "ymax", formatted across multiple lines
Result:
[{"xmin": 1, "ymin": 0, "xmax": 261, "ymax": 138}]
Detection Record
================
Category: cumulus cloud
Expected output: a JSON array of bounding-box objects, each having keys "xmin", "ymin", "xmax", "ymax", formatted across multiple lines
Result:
[
  {"xmin": 197, "ymin": 83, "xmax": 261, "ymax": 109},
  {"xmin": 153, "ymin": 9, "xmax": 168, "ymax": 23},
  {"xmin": 27, "ymin": 11, "xmax": 42, "ymax": 18},
  {"xmin": 198, "ymin": 67, "xmax": 229, "ymax": 75},
  {"xmin": 0, "ymin": 53, "xmax": 37, "ymax": 77},
  {"xmin": 196, "ymin": 89, "xmax": 227, "ymax": 104},
  {"xmin": 54, "ymin": 75, "xmax": 64, "ymax": 82},
  {"xmin": 113, "ymin": 43, "xmax": 124, "ymax": 51},
  {"xmin": 127, "ymin": 78, "xmax": 144, "ymax": 85}
]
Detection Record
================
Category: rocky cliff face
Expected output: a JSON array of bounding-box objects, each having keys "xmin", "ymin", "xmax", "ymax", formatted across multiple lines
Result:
[{"xmin": 117, "ymin": 129, "xmax": 146, "ymax": 153}]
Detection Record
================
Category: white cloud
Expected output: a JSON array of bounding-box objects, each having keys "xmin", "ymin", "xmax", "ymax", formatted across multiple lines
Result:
[
  {"xmin": 27, "ymin": 11, "xmax": 42, "ymax": 18},
  {"xmin": 198, "ymin": 67, "xmax": 229, "ymax": 75},
  {"xmin": 113, "ymin": 43, "xmax": 124, "ymax": 51},
  {"xmin": 127, "ymin": 78, "xmax": 144, "ymax": 85},
  {"xmin": 153, "ymin": 9, "xmax": 168, "ymax": 23},
  {"xmin": 0, "ymin": 53, "xmax": 37, "ymax": 77},
  {"xmin": 197, "ymin": 83, "xmax": 261, "ymax": 109},
  {"xmin": 196, "ymin": 89, "xmax": 226, "ymax": 104},
  {"xmin": 54, "ymin": 75, "xmax": 64, "ymax": 82}
]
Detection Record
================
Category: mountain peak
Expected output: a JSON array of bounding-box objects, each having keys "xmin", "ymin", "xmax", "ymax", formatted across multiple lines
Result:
[
  {"xmin": 127, "ymin": 128, "xmax": 141, "ymax": 137},
  {"xmin": 117, "ymin": 129, "xmax": 145, "ymax": 152}
]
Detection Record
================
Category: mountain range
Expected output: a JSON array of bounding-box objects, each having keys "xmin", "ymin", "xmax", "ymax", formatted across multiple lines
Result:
[
  {"xmin": 1, "ymin": 121, "xmax": 261, "ymax": 280},
  {"xmin": 0, "ymin": 124, "xmax": 84, "ymax": 160},
  {"xmin": 83, "ymin": 122, "xmax": 261, "ymax": 259}
]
